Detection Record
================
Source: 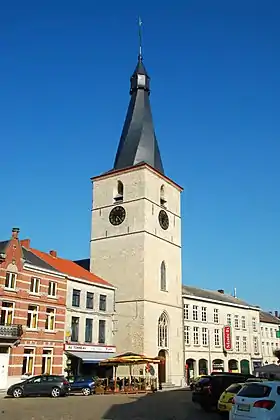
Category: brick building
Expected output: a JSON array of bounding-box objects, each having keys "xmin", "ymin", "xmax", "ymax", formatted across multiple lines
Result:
[{"xmin": 0, "ymin": 228, "xmax": 67, "ymax": 388}]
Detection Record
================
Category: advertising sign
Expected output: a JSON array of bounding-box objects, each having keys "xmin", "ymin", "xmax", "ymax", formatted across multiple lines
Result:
[{"xmin": 223, "ymin": 325, "xmax": 232, "ymax": 351}]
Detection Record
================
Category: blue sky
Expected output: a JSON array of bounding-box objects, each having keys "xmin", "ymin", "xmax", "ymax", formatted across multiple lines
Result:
[{"xmin": 1, "ymin": 1, "xmax": 279, "ymax": 310}]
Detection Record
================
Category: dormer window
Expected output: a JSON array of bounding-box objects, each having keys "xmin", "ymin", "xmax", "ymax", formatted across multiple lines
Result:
[
  {"xmin": 114, "ymin": 180, "xmax": 124, "ymax": 203},
  {"xmin": 160, "ymin": 185, "xmax": 167, "ymax": 207}
]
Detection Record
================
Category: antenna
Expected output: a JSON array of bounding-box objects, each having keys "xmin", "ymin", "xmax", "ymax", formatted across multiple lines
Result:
[{"xmin": 138, "ymin": 16, "xmax": 143, "ymax": 60}]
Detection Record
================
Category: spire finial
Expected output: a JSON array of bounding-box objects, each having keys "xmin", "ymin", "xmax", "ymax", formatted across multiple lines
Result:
[{"xmin": 138, "ymin": 16, "xmax": 143, "ymax": 60}]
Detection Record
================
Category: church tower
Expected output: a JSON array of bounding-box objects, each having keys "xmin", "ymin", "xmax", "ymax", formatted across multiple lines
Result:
[{"xmin": 90, "ymin": 45, "xmax": 184, "ymax": 386}]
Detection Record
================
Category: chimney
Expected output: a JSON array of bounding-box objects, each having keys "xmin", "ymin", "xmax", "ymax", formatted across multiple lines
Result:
[
  {"xmin": 49, "ymin": 250, "xmax": 57, "ymax": 258},
  {"xmin": 218, "ymin": 289, "xmax": 224, "ymax": 294},
  {"xmin": 20, "ymin": 239, "xmax": 30, "ymax": 249},
  {"xmin": 233, "ymin": 287, "xmax": 237, "ymax": 298},
  {"xmin": 275, "ymin": 311, "xmax": 279, "ymax": 318},
  {"xmin": 11, "ymin": 227, "xmax": 20, "ymax": 239}
]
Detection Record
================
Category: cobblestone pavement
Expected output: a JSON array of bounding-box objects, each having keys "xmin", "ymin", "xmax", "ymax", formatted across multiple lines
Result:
[{"xmin": 0, "ymin": 390, "xmax": 220, "ymax": 420}]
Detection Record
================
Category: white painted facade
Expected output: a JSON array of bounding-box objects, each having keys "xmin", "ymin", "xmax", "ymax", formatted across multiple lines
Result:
[
  {"xmin": 90, "ymin": 164, "xmax": 185, "ymax": 386},
  {"xmin": 65, "ymin": 277, "xmax": 115, "ymax": 349},
  {"xmin": 260, "ymin": 313, "xmax": 280, "ymax": 365},
  {"xmin": 182, "ymin": 289, "xmax": 263, "ymax": 379}
]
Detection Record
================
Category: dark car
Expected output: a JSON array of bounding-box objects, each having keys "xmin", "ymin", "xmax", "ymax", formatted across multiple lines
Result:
[
  {"xmin": 7, "ymin": 374, "xmax": 70, "ymax": 398},
  {"xmin": 69, "ymin": 376, "xmax": 95, "ymax": 396},
  {"xmin": 192, "ymin": 373, "xmax": 255, "ymax": 412}
]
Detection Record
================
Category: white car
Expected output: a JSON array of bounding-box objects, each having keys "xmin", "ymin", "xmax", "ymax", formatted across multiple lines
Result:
[{"xmin": 230, "ymin": 381, "xmax": 280, "ymax": 420}]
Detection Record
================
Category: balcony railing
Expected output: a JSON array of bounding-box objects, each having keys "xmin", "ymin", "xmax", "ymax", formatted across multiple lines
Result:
[{"xmin": 0, "ymin": 324, "xmax": 23, "ymax": 339}]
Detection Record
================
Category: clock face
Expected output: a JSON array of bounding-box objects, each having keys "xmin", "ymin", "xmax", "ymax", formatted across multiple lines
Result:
[
  {"xmin": 109, "ymin": 206, "xmax": 126, "ymax": 226},
  {"xmin": 158, "ymin": 209, "xmax": 169, "ymax": 230}
]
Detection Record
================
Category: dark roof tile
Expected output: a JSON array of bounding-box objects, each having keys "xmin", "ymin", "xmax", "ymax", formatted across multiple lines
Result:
[
  {"xmin": 260, "ymin": 311, "xmax": 280, "ymax": 325},
  {"xmin": 182, "ymin": 285, "xmax": 258, "ymax": 308}
]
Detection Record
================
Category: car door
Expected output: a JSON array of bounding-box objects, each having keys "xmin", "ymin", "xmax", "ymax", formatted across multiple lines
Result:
[{"xmin": 23, "ymin": 376, "xmax": 44, "ymax": 396}]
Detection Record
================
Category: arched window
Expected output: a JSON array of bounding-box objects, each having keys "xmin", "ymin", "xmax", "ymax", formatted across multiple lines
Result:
[
  {"xmin": 160, "ymin": 261, "xmax": 166, "ymax": 291},
  {"xmin": 160, "ymin": 184, "xmax": 167, "ymax": 207},
  {"xmin": 114, "ymin": 180, "xmax": 124, "ymax": 202},
  {"xmin": 158, "ymin": 312, "xmax": 168, "ymax": 348}
]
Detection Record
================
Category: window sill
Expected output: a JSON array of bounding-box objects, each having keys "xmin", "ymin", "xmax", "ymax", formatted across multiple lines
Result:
[
  {"xmin": 4, "ymin": 287, "xmax": 16, "ymax": 292},
  {"xmin": 26, "ymin": 328, "xmax": 38, "ymax": 331},
  {"xmin": 45, "ymin": 329, "xmax": 56, "ymax": 334},
  {"xmin": 30, "ymin": 292, "xmax": 40, "ymax": 296},
  {"xmin": 160, "ymin": 289, "xmax": 168, "ymax": 293}
]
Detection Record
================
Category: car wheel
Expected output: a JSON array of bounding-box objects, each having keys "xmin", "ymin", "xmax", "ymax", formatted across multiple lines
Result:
[
  {"xmin": 51, "ymin": 387, "xmax": 61, "ymax": 398},
  {"xmin": 82, "ymin": 387, "xmax": 91, "ymax": 396},
  {"xmin": 12, "ymin": 388, "xmax": 23, "ymax": 398}
]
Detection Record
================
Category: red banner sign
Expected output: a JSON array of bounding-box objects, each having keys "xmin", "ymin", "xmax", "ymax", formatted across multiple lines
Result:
[{"xmin": 223, "ymin": 325, "xmax": 232, "ymax": 351}]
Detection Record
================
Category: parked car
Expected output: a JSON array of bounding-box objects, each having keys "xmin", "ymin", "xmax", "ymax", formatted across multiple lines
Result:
[
  {"xmin": 192, "ymin": 373, "xmax": 255, "ymax": 412},
  {"xmin": 230, "ymin": 381, "xmax": 280, "ymax": 420},
  {"xmin": 218, "ymin": 382, "xmax": 244, "ymax": 416},
  {"xmin": 69, "ymin": 376, "xmax": 95, "ymax": 396},
  {"xmin": 7, "ymin": 374, "xmax": 70, "ymax": 398},
  {"xmin": 190, "ymin": 375, "xmax": 208, "ymax": 391}
]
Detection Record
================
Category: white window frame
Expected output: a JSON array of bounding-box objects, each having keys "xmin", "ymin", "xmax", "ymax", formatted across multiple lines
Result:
[
  {"xmin": 234, "ymin": 315, "xmax": 239, "ymax": 329},
  {"xmin": 201, "ymin": 307, "xmax": 207, "ymax": 322},
  {"xmin": 214, "ymin": 308, "xmax": 219, "ymax": 323},
  {"xmin": 45, "ymin": 308, "xmax": 55, "ymax": 331},
  {"xmin": 22, "ymin": 348, "xmax": 35, "ymax": 375},
  {"xmin": 214, "ymin": 329, "xmax": 220, "ymax": 346},
  {"xmin": 193, "ymin": 305, "xmax": 198, "ymax": 321},
  {"xmin": 193, "ymin": 326, "xmax": 199, "ymax": 345},
  {"xmin": 30, "ymin": 277, "xmax": 40, "ymax": 294},
  {"xmin": 254, "ymin": 336, "xmax": 259, "ymax": 354},
  {"xmin": 184, "ymin": 326, "xmax": 190, "ymax": 345},
  {"xmin": 202, "ymin": 327, "xmax": 208, "ymax": 346},
  {"xmin": 0, "ymin": 301, "xmax": 14, "ymax": 325},
  {"xmin": 27, "ymin": 305, "xmax": 39, "ymax": 330},
  {"xmin": 183, "ymin": 304, "xmax": 189, "ymax": 320},
  {"xmin": 48, "ymin": 281, "xmax": 57, "ymax": 297},
  {"xmin": 236, "ymin": 336, "xmax": 240, "ymax": 352},
  {"xmin": 41, "ymin": 348, "xmax": 53, "ymax": 375},
  {"xmin": 5, "ymin": 272, "xmax": 17, "ymax": 290},
  {"xmin": 241, "ymin": 316, "xmax": 246, "ymax": 329},
  {"xmin": 252, "ymin": 317, "xmax": 257, "ymax": 332},
  {"xmin": 227, "ymin": 314, "xmax": 231, "ymax": 326},
  {"xmin": 242, "ymin": 336, "xmax": 247, "ymax": 352}
]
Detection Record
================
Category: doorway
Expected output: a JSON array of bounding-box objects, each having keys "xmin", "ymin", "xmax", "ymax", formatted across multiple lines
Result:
[
  {"xmin": 158, "ymin": 350, "xmax": 166, "ymax": 384},
  {"xmin": 0, "ymin": 347, "xmax": 9, "ymax": 390}
]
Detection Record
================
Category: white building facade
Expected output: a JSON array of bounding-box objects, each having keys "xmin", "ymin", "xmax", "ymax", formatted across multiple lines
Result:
[
  {"xmin": 65, "ymin": 274, "xmax": 116, "ymax": 375},
  {"xmin": 260, "ymin": 311, "xmax": 280, "ymax": 365},
  {"xmin": 183, "ymin": 286, "xmax": 262, "ymax": 381}
]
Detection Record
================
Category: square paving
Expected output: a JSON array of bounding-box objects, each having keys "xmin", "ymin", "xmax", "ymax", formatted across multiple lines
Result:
[{"xmin": 0, "ymin": 390, "xmax": 220, "ymax": 420}]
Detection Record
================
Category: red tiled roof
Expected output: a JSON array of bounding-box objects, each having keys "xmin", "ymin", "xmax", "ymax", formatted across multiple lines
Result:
[{"xmin": 30, "ymin": 248, "xmax": 113, "ymax": 288}]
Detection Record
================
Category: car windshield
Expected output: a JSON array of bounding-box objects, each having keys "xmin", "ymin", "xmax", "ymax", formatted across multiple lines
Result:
[
  {"xmin": 238, "ymin": 384, "xmax": 272, "ymax": 398},
  {"xmin": 226, "ymin": 383, "xmax": 243, "ymax": 393}
]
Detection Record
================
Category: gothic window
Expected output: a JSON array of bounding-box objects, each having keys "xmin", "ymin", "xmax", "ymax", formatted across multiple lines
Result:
[
  {"xmin": 160, "ymin": 184, "xmax": 167, "ymax": 207},
  {"xmin": 158, "ymin": 312, "xmax": 168, "ymax": 348},
  {"xmin": 160, "ymin": 261, "xmax": 166, "ymax": 291},
  {"xmin": 114, "ymin": 180, "xmax": 124, "ymax": 203}
]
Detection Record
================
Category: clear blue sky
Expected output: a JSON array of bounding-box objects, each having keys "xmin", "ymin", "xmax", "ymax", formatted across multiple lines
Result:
[{"xmin": 1, "ymin": 1, "xmax": 279, "ymax": 310}]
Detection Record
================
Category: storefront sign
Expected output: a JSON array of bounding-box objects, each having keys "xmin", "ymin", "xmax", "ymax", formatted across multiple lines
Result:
[
  {"xmin": 223, "ymin": 325, "xmax": 232, "ymax": 351},
  {"xmin": 64, "ymin": 344, "xmax": 116, "ymax": 353}
]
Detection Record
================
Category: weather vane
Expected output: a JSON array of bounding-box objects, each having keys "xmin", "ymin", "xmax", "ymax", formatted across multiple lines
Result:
[{"xmin": 138, "ymin": 16, "xmax": 143, "ymax": 60}]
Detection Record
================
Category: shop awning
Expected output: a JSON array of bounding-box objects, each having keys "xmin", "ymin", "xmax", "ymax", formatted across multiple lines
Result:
[{"xmin": 66, "ymin": 351, "xmax": 116, "ymax": 363}]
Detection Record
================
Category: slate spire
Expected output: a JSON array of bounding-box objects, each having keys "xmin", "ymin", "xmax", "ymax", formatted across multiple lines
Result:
[{"xmin": 113, "ymin": 21, "xmax": 164, "ymax": 174}]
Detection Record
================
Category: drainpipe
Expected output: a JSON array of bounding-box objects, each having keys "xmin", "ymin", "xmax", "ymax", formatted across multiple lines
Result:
[{"xmin": 182, "ymin": 295, "xmax": 186, "ymax": 387}]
